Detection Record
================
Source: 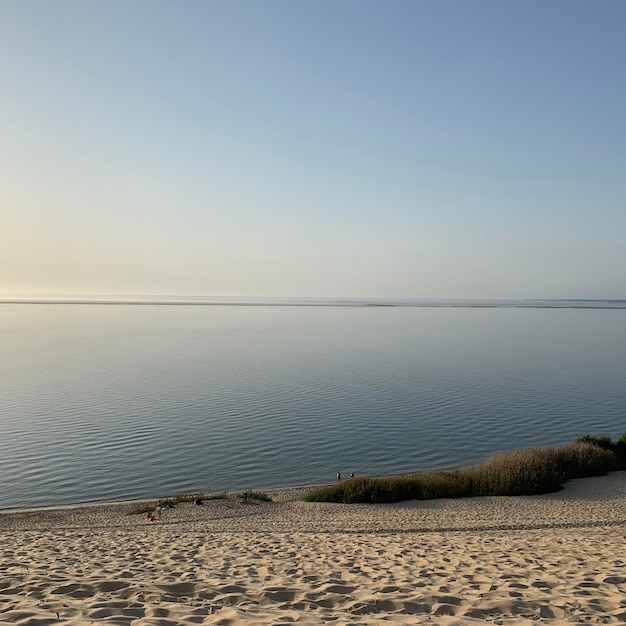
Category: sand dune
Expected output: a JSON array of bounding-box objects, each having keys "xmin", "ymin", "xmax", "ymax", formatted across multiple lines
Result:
[{"xmin": 1, "ymin": 472, "xmax": 625, "ymax": 625}]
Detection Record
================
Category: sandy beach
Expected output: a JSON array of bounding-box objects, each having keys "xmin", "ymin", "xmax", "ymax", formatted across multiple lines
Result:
[{"xmin": 1, "ymin": 473, "xmax": 625, "ymax": 625}]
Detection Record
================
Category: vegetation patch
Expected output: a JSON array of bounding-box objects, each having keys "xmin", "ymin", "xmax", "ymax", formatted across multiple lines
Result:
[
  {"xmin": 237, "ymin": 489, "xmax": 272, "ymax": 502},
  {"xmin": 203, "ymin": 492, "xmax": 229, "ymax": 501},
  {"xmin": 160, "ymin": 492, "xmax": 209, "ymax": 507},
  {"xmin": 304, "ymin": 437, "xmax": 626, "ymax": 504},
  {"xmin": 127, "ymin": 490, "xmax": 271, "ymax": 514},
  {"xmin": 575, "ymin": 433, "xmax": 626, "ymax": 460}
]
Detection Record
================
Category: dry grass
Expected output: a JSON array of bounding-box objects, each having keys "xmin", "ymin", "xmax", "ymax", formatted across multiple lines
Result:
[{"xmin": 305, "ymin": 441, "xmax": 625, "ymax": 504}]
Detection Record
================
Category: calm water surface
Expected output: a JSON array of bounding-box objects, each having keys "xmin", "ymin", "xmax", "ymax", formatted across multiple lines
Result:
[{"xmin": 1, "ymin": 302, "xmax": 625, "ymax": 509}]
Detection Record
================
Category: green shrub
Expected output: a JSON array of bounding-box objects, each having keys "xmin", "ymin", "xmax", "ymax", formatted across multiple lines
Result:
[
  {"xmin": 575, "ymin": 434, "xmax": 613, "ymax": 450},
  {"xmin": 576, "ymin": 433, "xmax": 626, "ymax": 463},
  {"xmin": 614, "ymin": 434, "xmax": 626, "ymax": 461}
]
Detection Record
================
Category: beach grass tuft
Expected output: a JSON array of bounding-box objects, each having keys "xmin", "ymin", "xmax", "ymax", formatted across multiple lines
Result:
[
  {"xmin": 304, "ymin": 438, "xmax": 625, "ymax": 504},
  {"xmin": 127, "ymin": 490, "xmax": 269, "ymax": 514},
  {"xmin": 203, "ymin": 492, "xmax": 229, "ymax": 500},
  {"xmin": 576, "ymin": 433, "xmax": 626, "ymax": 461},
  {"xmin": 161, "ymin": 492, "xmax": 208, "ymax": 507},
  {"xmin": 237, "ymin": 489, "xmax": 273, "ymax": 502}
]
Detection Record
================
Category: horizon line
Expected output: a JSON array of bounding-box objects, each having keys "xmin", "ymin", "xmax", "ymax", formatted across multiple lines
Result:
[{"xmin": 2, "ymin": 295, "xmax": 626, "ymax": 310}]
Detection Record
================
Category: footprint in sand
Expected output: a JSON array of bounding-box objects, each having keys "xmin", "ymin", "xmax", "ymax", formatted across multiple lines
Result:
[
  {"xmin": 431, "ymin": 602, "xmax": 459, "ymax": 616},
  {"xmin": 50, "ymin": 583, "xmax": 95, "ymax": 599},
  {"xmin": 348, "ymin": 598, "xmax": 401, "ymax": 614},
  {"xmin": 154, "ymin": 581, "xmax": 197, "ymax": 596},
  {"xmin": 258, "ymin": 588, "xmax": 298, "ymax": 603},
  {"xmin": 603, "ymin": 576, "xmax": 626, "ymax": 584},
  {"xmin": 320, "ymin": 583, "xmax": 356, "ymax": 595},
  {"xmin": 97, "ymin": 580, "xmax": 130, "ymax": 593}
]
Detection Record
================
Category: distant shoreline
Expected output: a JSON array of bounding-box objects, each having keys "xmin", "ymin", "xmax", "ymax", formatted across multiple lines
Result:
[{"xmin": 2, "ymin": 298, "xmax": 626, "ymax": 309}]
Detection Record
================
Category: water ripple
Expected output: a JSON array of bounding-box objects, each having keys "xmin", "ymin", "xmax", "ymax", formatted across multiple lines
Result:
[{"xmin": 1, "ymin": 305, "xmax": 625, "ymax": 508}]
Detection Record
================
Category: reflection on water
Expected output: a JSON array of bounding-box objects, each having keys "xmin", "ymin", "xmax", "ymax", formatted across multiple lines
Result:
[{"xmin": 0, "ymin": 303, "xmax": 625, "ymax": 508}]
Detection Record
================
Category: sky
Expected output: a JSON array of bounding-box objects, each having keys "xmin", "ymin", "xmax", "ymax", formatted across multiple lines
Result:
[{"xmin": 1, "ymin": 0, "xmax": 625, "ymax": 299}]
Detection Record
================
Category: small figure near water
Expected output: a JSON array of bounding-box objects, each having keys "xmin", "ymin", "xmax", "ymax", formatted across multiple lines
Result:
[
  {"xmin": 350, "ymin": 472, "xmax": 355, "ymax": 478},
  {"xmin": 156, "ymin": 500, "xmax": 162, "ymax": 520},
  {"xmin": 336, "ymin": 471, "xmax": 341, "ymax": 482}
]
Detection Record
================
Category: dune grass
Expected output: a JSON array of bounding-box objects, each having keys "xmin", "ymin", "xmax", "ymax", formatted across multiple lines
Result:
[
  {"xmin": 128, "ymin": 490, "xmax": 272, "ymax": 514},
  {"xmin": 237, "ymin": 490, "xmax": 273, "ymax": 502},
  {"xmin": 128, "ymin": 492, "xmax": 226, "ymax": 515},
  {"xmin": 304, "ymin": 437, "xmax": 626, "ymax": 504}
]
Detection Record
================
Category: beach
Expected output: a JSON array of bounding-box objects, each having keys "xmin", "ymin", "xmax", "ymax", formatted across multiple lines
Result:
[{"xmin": 1, "ymin": 473, "xmax": 625, "ymax": 625}]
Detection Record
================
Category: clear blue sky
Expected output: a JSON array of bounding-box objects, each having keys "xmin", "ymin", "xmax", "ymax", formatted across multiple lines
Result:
[{"xmin": 2, "ymin": 0, "xmax": 625, "ymax": 298}]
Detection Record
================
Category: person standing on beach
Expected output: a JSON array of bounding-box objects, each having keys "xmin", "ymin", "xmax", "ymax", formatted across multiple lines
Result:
[
  {"xmin": 155, "ymin": 500, "xmax": 162, "ymax": 520},
  {"xmin": 336, "ymin": 471, "xmax": 341, "ymax": 481}
]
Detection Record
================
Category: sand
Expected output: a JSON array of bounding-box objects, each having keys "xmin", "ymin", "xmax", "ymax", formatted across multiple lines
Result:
[{"xmin": 1, "ymin": 473, "xmax": 625, "ymax": 625}]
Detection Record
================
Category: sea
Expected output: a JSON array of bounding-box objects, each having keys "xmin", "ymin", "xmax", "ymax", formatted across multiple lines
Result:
[{"xmin": 1, "ymin": 296, "xmax": 625, "ymax": 510}]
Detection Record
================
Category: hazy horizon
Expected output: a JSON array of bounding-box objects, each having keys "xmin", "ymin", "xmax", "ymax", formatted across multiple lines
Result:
[
  {"xmin": 2, "ymin": 293, "xmax": 626, "ymax": 308},
  {"xmin": 3, "ymin": 291, "xmax": 626, "ymax": 301},
  {"xmin": 2, "ymin": 1, "xmax": 625, "ymax": 300}
]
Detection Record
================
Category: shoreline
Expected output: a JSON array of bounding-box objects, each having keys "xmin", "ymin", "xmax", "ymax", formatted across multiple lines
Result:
[
  {"xmin": 2, "ymin": 469, "xmax": 625, "ymax": 525},
  {"xmin": 3, "ymin": 297, "xmax": 626, "ymax": 309},
  {"xmin": 1, "ymin": 473, "xmax": 625, "ymax": 624},
  {"xmin": 0, "ymin": 482, "xmax": 327, "ymax": 516},
  {"xmin": 1, "ymin": 471, "xmax": 625, "ymax": 532}
]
